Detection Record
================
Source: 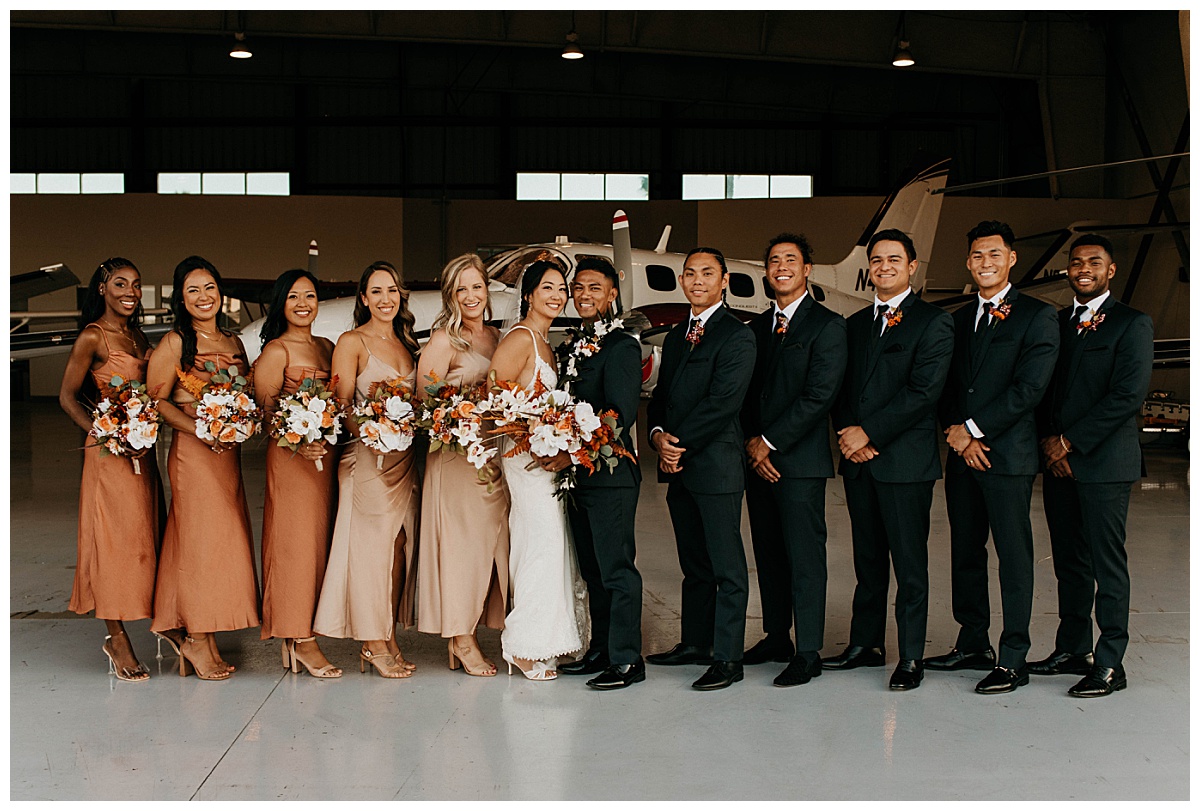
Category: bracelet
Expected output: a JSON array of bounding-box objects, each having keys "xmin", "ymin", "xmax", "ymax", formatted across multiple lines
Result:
[{"xmin": 1059, "ymin": 435, "xmax": 1070, "ymax": 454}]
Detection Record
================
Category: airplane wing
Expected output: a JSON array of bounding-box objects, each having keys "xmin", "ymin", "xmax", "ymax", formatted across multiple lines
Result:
[{"xmin": 11, "ymin": 264, "xmax": 79, "ymax": 303}]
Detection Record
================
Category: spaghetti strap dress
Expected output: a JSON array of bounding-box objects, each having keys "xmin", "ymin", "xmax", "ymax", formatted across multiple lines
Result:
[
  {"xmin": 69, "ymin": 323, "xmax": 159, "ymax": 620},
  {"xmin": 313, "ymin": 344, "xmax": 419, "ymax": 640},
  {"xmin": 258, "ymin": 340, "xmax": 338, "ymax": 640},
  {"xmin": 151, "ymin": 351, "xmax": 261, "ymax": 634},
  {"xmin": 416, "ymin": 340, "xmax": 511, "ymax": 637}
]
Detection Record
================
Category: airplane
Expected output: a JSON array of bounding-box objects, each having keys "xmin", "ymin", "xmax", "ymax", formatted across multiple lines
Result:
[{"xmin": 237, "ymin": 156, "xmax": 952, "ymax": 392}]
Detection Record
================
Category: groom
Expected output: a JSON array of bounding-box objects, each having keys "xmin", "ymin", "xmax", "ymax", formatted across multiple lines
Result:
[{"xmin": 549, "ymin": 257, "xmax": 646, "ymax": 690}]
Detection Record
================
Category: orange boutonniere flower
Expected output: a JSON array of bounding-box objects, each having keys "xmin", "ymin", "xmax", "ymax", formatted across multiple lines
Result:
[
  {"xmin": 991, "ymin": 300, "xmax": 1013, "ymax": 321},
  {"xmin": 1078, "ymin": 312, "xmax": 1105, "ymax": 332},
  {"xmin": 884, "ymin": 308, "xmax": 904, "ymax": 330}
]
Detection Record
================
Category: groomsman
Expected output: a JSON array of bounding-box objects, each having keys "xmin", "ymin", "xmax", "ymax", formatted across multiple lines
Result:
[
  {"xmin": 647, "ymin": 247, "xmax": 756, "ymax": 691},
  {"xmin": 740, "ymin": 233, "xmax": 847, "ymax": 687},
  {"xmin": 826, "ymin": 228, "xmax": 954, "ymax": 691},
  {"xmin": 551, "ymin": 258, "xmax": 646, "ymax": 690},
  {"xmin": 1030, "ymin": 235, "xmax": 1153, "ymax": 697},
  {"xmin": 927, "ymin": 220, "xmax": 1059, "ymax": 694}
]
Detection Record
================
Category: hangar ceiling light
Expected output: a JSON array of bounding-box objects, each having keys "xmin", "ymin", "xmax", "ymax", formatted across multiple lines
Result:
[
  {"xmin": 229, "ymin": 31, "xmax": 252, "ymax": 59},
  {"xmin": 892, "ymin": 40, "xmax": 915, "ymax": 67},
  {"xmin": 561, "ymin": 12, "xmax": 583, "ymax": 60}
]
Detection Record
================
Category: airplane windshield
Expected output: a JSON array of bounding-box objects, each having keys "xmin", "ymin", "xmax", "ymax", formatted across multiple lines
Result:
[{"xmin": 485, "ymin": 248, "xmax": 571, "ymax": 287}]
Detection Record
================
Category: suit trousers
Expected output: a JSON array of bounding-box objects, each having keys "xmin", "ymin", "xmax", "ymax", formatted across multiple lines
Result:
[
  {"xmin": 665, "ymin": 481, "xmax": 749, "ymax": 662},
  {"xmin": 567, "ymin": 485, "xmax": 643, "ymax": 665},
  {"xmin": 843, "ymin": 469, "xmax": 934, "ymax": 660},
  {"xmin": 745, "ymin": 475, "xmax": 827, "ymax": 654},
  {"xmin": 944, "ymin": 464, "xmax": 1036, "ymax": 668},
  {"xmin": 1042, "ymin": 475, "xmax": 1133, "ymax": 668}
]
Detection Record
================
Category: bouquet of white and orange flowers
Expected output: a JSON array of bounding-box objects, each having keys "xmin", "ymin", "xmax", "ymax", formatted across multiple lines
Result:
[
  {"xmin": 351, "ymin": 376, "xmax": 416, "ymax": 469},
  {"xmin": 176, "ymin": 361, "xmax": 262, "ymax": 453},
  {"xmin": 90, "ymin": 374, "xmax": 162, "ymax": 475},
  {"xmin": 269, "ymin": 376, "xmax": 343, "ymax": 471}
]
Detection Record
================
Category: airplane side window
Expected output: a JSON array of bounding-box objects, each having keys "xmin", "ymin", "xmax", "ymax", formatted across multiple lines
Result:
[
  {"xmin": 645, "ymin": 265, "xmax": 676, "ymax": 292},
  {"xmin": 729, "ymin": 273, "xmax": 755, "ymax": 299},
  {"xmin": 761, "ymin": 277, "xmax": 776, "ymax": 300},
  {"xmin": 810, "ymin": 283, "xmax": 826, "ymax": 302}
]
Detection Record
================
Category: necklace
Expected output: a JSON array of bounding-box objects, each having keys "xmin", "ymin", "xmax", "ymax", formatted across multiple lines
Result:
[
  {"xmin": 98, "ymin": 318, "xmax": 130, "ymax": 335},
  {"xmin": 195, "ymin": 326, "xmax": 223, "ymax": 340}
]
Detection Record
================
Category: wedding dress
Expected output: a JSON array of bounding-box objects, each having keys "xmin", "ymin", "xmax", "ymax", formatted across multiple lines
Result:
[{"xmin": 499, "ymin": 326, "xmax": 590, "ymax": 667}]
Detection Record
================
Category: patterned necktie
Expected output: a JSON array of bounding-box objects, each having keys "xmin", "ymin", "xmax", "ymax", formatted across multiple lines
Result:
[
  {"xmin": 775, "ymin": 310, "xmax": 789, "ymax": 336},
  {"xmin": 975, "ymin": 302, "xmax": 994, "ymax": 336},
  {"xmin": 1070, "ymin": 304, "xmax": 1088, "ymax": 329}
]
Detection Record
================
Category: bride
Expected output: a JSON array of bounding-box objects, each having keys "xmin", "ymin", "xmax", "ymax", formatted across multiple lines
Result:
[{"xmin": 487, "ymin": 260, "xmax": 589, "ymax": 680}]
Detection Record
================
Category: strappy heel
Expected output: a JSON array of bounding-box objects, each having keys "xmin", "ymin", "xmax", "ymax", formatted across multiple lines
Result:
[
  {"xmin": 448, "ymin": 639, "xmax": 497, "ymax": 677},
  {"xmin": 359, "ymin": 646, "xmax": 412, "ymax": 679},
  {"xmin": 177, "ymin": 634, "xmax": 231, "ymax": 681},
  {"xmin": 102, "ymin": 635, "xmax": 149, "ymax": 683},
  {"xmin": 503, "ymin": 652, "xmax": 557, "ymax": 681},
  {"xmin": 284, "ymin": 637, "xmax": 342, "ymax": 678}
]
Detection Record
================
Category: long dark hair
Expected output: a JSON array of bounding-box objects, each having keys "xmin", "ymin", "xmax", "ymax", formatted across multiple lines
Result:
[
  {"xmin": 79, "ymin": 257, "xmax": 143, "ymax": 330},
  {"xmin": 169, "ymin": 255, "xmax": 225, "ymax": 371},
  {"xmin": 519, "ymin": 259, "xmax": 567, "ymax": 319},
  {"xmin": 260, "ymin": 268, "xmax": 319, "ymax": 348},
  {"xmin": 353, "ymin": 261, "xmax": 420, "ymax": 359}
]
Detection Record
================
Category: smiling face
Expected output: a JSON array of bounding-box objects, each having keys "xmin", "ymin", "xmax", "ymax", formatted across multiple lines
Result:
[
  {"xmin": 182, "ymin": 269, "xmax": 220, "ymax": 323},
  {"xmin": 362, "ymin": 269, "xmax": 400, "ymax": 324},
  {"xmin": 967, "ymin": 235, "xmax": 1017, "ymax": 300},
  {"xmin": 101, "ymin": 266, "xmax": 141, "ymax": 321},
  {"xmin": 766, "ymin": 242, "xmax": 811, "ymax": 305},
  {"xmin": 571, "ymin": 269, "xmax": 618, "ymax": 322},
  {"xmin": 680, "ymin": 251, "xmax": 728, "ymax": 313},
  {"xmin": 284, "ymin": 276, "xmax": 319, "ymax": 329},
  {"xmin": 1067, "ymin": 244, "xmax": 1116, "ymax": 303},
  {"xmin": 526, "ymin": 268, "xmax": 568, "ymax": 321},
  {"xmin": 455, "ymin": 266, "xmax": 488, "ymax": 324},
  {"xmin": 868, "ymin": 239, "xmax": 918, "ymax": 301}
]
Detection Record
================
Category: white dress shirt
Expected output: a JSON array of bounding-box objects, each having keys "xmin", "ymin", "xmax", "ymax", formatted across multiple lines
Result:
[
  {"xmin": 873, "ymin": 287, "xmax": 912, "ymax": 336},
  {"xmin": 966, "ymin": 283, "xmax": 1013, "ymax": 439}
]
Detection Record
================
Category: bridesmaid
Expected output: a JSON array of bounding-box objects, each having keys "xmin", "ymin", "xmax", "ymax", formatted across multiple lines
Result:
[
  {"xmin": 59, "ymin": 258, "xmax": 158, "ymax": 682},
  {"xmin": 313, "ymin": 261, "xmax": 421, "ymax": 679},
  {"xmin": 147, "ymin": 256, "xmax": 261, "ymax": 680},
  {"xmin": 253, "ymin": 269, "xmax": 341, "ymax": 678},
  {"xmin": 416, "ymin": 254, "xmax": 510, "ymax": 677}
]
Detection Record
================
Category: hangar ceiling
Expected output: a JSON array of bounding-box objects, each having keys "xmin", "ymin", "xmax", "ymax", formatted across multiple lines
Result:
[{"xmin": 10, "ymin": 11, "xmax": 1189, "ymax": 201}]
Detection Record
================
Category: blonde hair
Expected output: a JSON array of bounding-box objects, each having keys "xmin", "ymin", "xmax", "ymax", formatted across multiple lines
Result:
[{"xmin": 431, "ymin": 253, "xmax": 491, "ymax": 352}]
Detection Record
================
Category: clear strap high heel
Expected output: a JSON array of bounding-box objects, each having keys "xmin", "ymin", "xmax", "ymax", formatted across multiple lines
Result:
[
  {"xmin": 102, "ymin": 635, "xmax": 149, "ymax": 683},
  {"xmin": 503, "ymin": 652, "xmax": 557, "ymax": 681}
]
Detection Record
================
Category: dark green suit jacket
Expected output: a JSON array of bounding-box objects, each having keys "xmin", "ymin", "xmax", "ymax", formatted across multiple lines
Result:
[{"xmin": 648, "ymin": 305, "xmax": 756, "ymax": 494}]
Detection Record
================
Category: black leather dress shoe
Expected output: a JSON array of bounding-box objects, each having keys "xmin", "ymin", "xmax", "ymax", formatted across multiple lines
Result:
[
  {"xmin": 822, "ymin": 645, "xmax": 885, "ymax": 670},
  {"xmin": 743, "ymin": 635, "xmax": 795, "ymax": 665},
  {"xmin": 924, "ymin": 646, "xmax": 997, "ymax": 671},
  {"xmin": 1068, "ymin": 665, "xmax": 1127, "ymax": 698},
  {"xmin": 773, "ymin": 654, "xmax": 821, "ymax": 687},
  {"xmin": 646, "ymin": 643, "xmax": 714, "ymax": 667},
  {"xmin": 587, "ymin": 660, "xmax": 646, "ymax": 690},
  {"xmin": 692, "ymin": 661, "xmax": 744, "ymax": 691},
  {"xmin": 559, "ymin": 648, "xmax": 610, "ymax": 676},
  {"xmin": 889, "ymin": 659, "xmax": 923, "ymax": 690},
  {"xmin": 1027, "ymin": 650, "xmax": 1094, "ymax": 676},
  {"xmin": 975, "ymin": 665, "xmax": 1029, "ymax": 694}
]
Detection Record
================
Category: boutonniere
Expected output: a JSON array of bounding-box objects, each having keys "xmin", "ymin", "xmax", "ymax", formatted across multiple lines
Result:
[
  {"xmin": 1078, "ymin": 312, "xmax": 1105, "ymax": 332},
  {"xmin": 556, "ymin": 315, "xmax": 626, "ymax": 392},
  {"xmin": 884, "ymin": 308, "xmax": 904, "ymax": 330},
  {"xmin": 990, "ymin": 299, "xmax": 1013, "ymax": 322},
  {"xmin": 685, "ymin": 321, "xmax": 704, "ymax": 350}
]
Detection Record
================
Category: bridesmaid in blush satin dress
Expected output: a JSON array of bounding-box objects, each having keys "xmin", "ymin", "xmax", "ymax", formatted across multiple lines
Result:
[
  {"xmin": 253, "ymin": 269, "xmax": 341, "ymax": 678},
  {"xmin": 416, "ymin": 254, "xmax": 510, "ymax": 678},
  {"xmin": 59, "ymin": 258, "xmax": 159, "ymax": 682},
  {"xmin": 313, "ymin": 261, "xmax": 422, "ymax": 679},
  {"xmin": 147, "ymin": 256, "xmax": 261, "ymax": 681}
]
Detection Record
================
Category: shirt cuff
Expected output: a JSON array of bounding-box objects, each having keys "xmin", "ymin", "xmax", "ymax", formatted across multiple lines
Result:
[
  {"xmin": 965, "ymin": 419, "xmax": 984, "ymax": 439},
  {"xmin": 761, "ymin": 435, "xmax": 776, "ymax": 451}
]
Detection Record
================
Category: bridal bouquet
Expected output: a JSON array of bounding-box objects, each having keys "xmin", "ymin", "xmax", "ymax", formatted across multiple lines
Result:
[
  {"xmin": 351, "ymin": 377, "xmax": 417, "ymax": 469},
  {"xmin": 269, "ymin": 376, "xmax": 343, "ymax": 471},
  {"xmin": 176, "ymin": 361, "xmax": 262, "ymax": 453},
  {"xmin": 90, "ymin": 374, "xmax": 162, "ymax": 475},
  {"xmin": 417, "ymin": 373, "xmax": 491, "ymax": 467}
]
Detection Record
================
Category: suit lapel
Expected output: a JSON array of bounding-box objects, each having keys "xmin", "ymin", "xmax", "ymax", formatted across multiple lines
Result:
[
  {"xmin": 668, "ymin": 306, "xmax": 723, "ymax": 393},
  {"xmin": 767, "ymin": 295, "xmax": 813, "ymax": 376},
  {"xmin": 969, "ymin": 290, "xmax": 1016, "ymax": 381},
  {"xmin": 863, "ymin": 294, "xmax": 913, "ymax": 384},
  {"xmin": 1064, "ymin": 295, "xmax": 1114, "ymax": 391}
]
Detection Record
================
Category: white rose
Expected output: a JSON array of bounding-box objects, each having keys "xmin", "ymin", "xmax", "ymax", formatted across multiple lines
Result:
[{"xmin": 384, "ymin": 396, "xmax": 412, "ymax": 421}]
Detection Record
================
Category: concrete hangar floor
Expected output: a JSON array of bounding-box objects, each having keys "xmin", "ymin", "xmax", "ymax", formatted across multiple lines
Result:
[{"xmin": 9, "ymin": 400, "xmax": 1189, "ymax": 801}]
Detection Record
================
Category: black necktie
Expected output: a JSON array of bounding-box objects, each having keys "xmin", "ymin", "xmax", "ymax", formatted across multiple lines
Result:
[
  {"xmin": 1070, "ymin": 304, "xmax": 1088, "ymax": 329},
  {"xmin": 870, "ymin": 304, "xmax": 888, "ymax": 344},
  {"xmin": 975, "ymin": 302, "xmax": 994, "ymax": 336}
]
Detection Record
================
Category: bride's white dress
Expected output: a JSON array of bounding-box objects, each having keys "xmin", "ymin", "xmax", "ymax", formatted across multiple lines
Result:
[{"xmin": 499, "ymin": 326, "xmax": 590, "ymax": 663}]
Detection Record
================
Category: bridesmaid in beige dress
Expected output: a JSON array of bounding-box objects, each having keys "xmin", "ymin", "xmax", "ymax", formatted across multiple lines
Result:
[
  {"xmin": 254, "ymin": 269, "xmax": 341, "ymax": 678},
  {"xmin": 148, "ymin": 256, "xmax": 261, "ymax": 680},
  {"xmin": 313, "ymin": 261, "xmax": 421, "ymax": 678},
  {"xmin": 417, "ymin": 253, "xmax": 511, "ymax": 677},
  {"xmin": 59, "ymin": 258, "xmax": 158, "ymax": 682}
]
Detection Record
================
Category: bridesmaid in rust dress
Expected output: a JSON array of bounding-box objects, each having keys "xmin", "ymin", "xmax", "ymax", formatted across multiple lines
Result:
[
  {"xmin": 253, "ymin": 269, "xmax": 341, "ymax": 678},
  {"xmin": 59, "ymin": 258, "xmax": 158, "ymax": 682},
  {"xmin": 313, "ymin": 261, "xmax": 421, "ymax": 678},
  {"xmin": 147, "ymin": 256, "xmax": 260, "ymax": 681},
  {"xmin": 416, "ymin": 254, "xmax": 510, "ymax": 677}
]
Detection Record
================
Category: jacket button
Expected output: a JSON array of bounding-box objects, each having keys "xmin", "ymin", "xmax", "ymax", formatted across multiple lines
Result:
[
  {"xmin": 860, "ymin": 396, "xmax": 867, "ymax": 403},
  {"xmin": 968, "ymin": 388, "xmax": 975, "ymax": 393}
]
